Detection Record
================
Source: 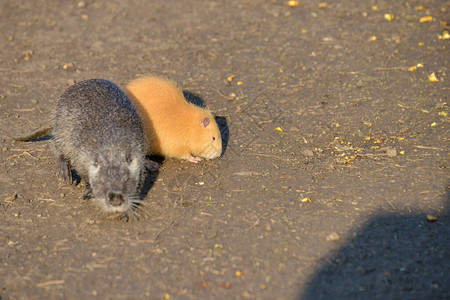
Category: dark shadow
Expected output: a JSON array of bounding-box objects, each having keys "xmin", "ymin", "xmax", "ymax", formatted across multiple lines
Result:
[
  {"xmin": 183, "ymin": 90, "xmax": 206, "ymax": 107},
  {"xmin": 22, "ymin": 134, "xmax": 52, "ymax": 142},
  {"xmin": 215, "ymin": 116, "xmax": 229, "ymax": 156},
  {"xmin": 298, "ymin": 200, "xmax": 450, "ymax": 299},
  {"xmin": 147, "ymin": 154, "xmax": 165, "ymax": 166},
  {"xmin": 69, "ymin": 168, "xmax": 82, "ymax": 186}
]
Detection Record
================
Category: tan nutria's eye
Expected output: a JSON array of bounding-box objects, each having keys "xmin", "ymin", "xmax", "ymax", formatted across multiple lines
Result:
[{"xmin": 212, "ymin": 136, "xmax": 216, "ymax": 141}]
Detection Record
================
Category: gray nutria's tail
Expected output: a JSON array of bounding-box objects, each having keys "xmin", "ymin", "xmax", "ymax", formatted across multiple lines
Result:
[{"xmin": 12, "ymin": 124, "xmax": 53, "ymax": 141}]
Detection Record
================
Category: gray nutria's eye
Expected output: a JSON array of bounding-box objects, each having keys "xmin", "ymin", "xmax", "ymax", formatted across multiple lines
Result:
[
  {"xmin": 93, "ymin": 161, "xmax": 99, "ymax": 168},
  {"xmin": 126, "ymin": 154, "xmax": 132, "ymax": 164}
]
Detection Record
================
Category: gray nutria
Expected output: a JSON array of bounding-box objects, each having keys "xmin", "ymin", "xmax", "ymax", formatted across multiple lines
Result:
[{"xmin": 18, "ymin": 79, "xmax": 149, "ymax": 214}]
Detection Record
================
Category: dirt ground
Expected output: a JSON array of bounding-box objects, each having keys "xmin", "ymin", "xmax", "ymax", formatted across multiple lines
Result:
[{"xmin": 0, "ymin": 0, "xmax": 449, "ymax": 299}]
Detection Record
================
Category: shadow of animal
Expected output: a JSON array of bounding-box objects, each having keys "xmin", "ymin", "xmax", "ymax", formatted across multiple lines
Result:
[{"xmin": 298, "ymin": 198, "xmax": 450, "ymax": 300}]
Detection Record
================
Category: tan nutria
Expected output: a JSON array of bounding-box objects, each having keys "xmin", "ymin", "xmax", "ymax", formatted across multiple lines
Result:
[{"xmin": 125, "ymin": 76, "xmax": 222, "ymax": 163}]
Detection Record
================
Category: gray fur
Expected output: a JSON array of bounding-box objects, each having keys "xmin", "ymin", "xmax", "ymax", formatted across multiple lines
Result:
[{"xmin": 52, "ymin": 79, "xmax": 147, "ymax": 213}]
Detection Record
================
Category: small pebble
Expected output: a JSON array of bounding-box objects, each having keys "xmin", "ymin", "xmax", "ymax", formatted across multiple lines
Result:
[
  {"xmin": 302, "ymin": 149, "xmax": 314, "ymax": 157},
  {"xmin": 326, "ymin": 232, "xmax": 340, "ymax": 241},
  {"xmin": 427, "ymin": 215, "xmax": 437, "ymax": 222},
  {"xmin": 4, "ymin": 193, "xmax": 17, "ymax": 202},
  {"xmin": 62, "ymin": 62, "xmax": 74, "ymax": 70},
  {"xmin": 386, "ymin": 148, "xmax": 397, "ymax": 157}
]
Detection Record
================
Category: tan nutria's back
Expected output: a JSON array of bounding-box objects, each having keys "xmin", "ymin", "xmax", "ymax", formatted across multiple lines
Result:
[{"xmin": 125, "ymin": 76, "xmax": 222, "ymax": 163}]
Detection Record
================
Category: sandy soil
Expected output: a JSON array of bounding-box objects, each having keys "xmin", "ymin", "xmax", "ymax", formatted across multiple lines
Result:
[{"xmin": 0, "ymin": 1, "xmax": 448, "ymax": 299}]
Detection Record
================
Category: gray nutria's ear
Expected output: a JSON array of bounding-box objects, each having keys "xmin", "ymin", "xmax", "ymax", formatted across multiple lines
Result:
[{"xmin": 200, "ymin": 117, "xmax": 210, "ymax": 128}]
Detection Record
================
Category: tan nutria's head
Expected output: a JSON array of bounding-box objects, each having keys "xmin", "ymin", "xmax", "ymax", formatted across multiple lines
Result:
[{"xmin": 190, "ymin": 109, "xmax": 222, "ymax": 159}]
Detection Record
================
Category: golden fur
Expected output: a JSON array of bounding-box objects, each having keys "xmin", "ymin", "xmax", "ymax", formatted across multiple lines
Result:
[{"xmin": 125, "ymin": 76, "xmax": 222, "ymax": 162}]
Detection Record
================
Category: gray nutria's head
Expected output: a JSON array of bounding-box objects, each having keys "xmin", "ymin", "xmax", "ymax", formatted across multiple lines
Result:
[{"xmin": 85, "ymin": 145, "xmax": 145, "ymax": 214}]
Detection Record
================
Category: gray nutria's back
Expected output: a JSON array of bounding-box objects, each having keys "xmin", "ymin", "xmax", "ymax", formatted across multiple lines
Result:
[{"xmin": 52, "ymin": 79, "xmax": 147, "ymax": 214}]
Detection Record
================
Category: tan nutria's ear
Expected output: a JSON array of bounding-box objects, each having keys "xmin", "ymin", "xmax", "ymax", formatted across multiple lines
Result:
[{"xmin": 200, "ymin": 117, "xmax": 210, "ymax": 128}]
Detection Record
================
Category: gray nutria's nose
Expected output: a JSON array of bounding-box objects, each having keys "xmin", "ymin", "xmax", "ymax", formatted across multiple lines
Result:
[{"xmin": 108, "ymin": 190, "xmax": 124, "ymax": 206}]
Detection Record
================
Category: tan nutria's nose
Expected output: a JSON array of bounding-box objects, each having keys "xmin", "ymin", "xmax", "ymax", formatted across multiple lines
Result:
[{"xmin": 108, "ymin": 190, "xmax": 124, "ymax": 206}]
